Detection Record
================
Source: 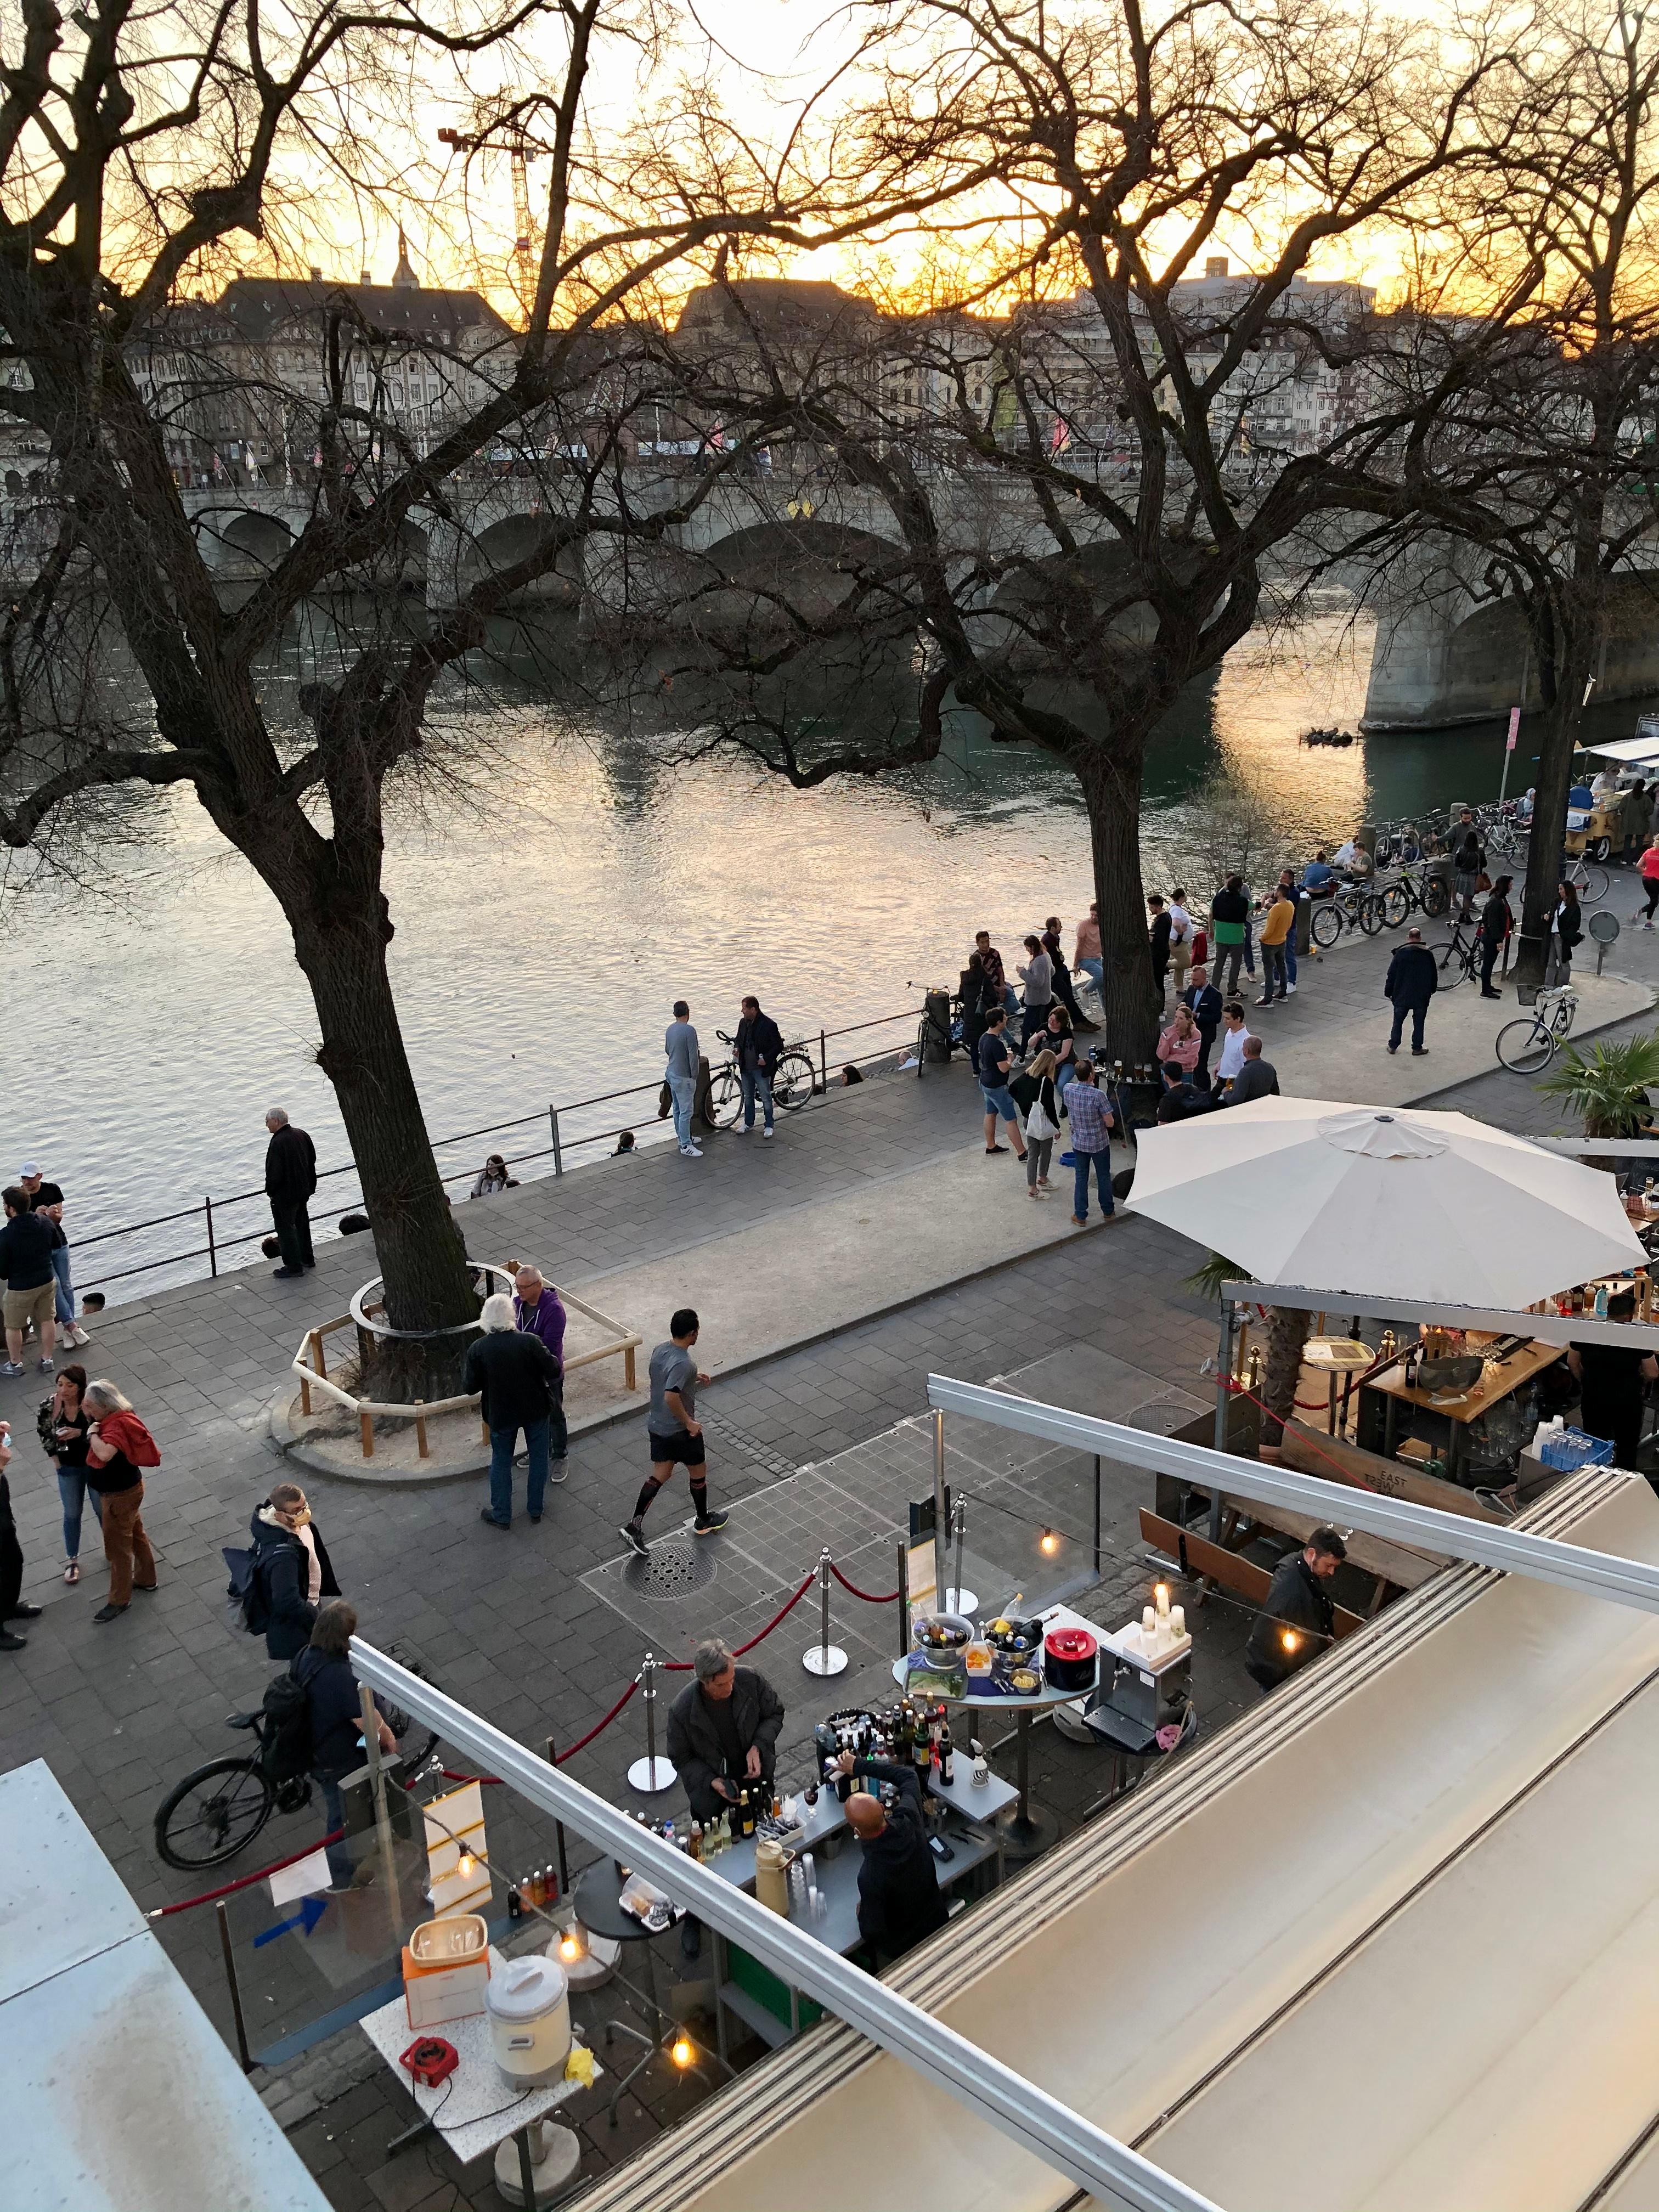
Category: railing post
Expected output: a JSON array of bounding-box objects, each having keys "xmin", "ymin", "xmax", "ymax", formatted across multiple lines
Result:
[
  {"xmin": 802, "ymin": 1546, "xmax": 847, "ymax": 1676},
  {"xmin": 896, "ymin": 1539, "xmax": 910, "ymax": 1656},
  {"xmin": 216, "ymin": 1899, "xmax": 253, "ymax": 2072},
  {"xmin": 550, "ymin": 1105, "xmax": 563, "ymax": 1177},
  {"xmin": 932, "ymin": 1409, "xmax": 949, "ymax": 1613},
  {"xmin": 546, "ymin": 1734, "xmax": 571, "ymax": 1898},
  {"xmin": 820, "ymin": 1027, "xmax": 827, "ymax": 1095},
  {"xmin": 205, "ymin": 1194, "xmax": 217, "ymax": 1278}
]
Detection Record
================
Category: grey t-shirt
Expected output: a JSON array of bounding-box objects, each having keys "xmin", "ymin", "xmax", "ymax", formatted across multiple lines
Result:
[
  {"xmin": 649, "ymin": 1341, "xmax": 697, "ymax": 1431},
  {"xmin": 664, "ymin": 1022, "xmax": 699, "ymax": 1081}
]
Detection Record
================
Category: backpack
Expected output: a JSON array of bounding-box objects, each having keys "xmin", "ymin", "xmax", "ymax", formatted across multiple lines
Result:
[
  {"xmin": 222, "ymin": 1545, "xmax": 270, "ymax": 1637},
  {"xmin": 259, "ymin": 1667, "xmax": 313, "ymax": 1783}
]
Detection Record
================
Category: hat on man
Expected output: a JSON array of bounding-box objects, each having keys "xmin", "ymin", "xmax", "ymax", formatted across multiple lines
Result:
[{"xmin": 18, "ymin": 1161, "xmax": 40, "ymax": 1176}]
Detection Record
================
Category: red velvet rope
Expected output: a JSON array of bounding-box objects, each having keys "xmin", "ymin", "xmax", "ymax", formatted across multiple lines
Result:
[
  {"xmin": 828, "ymin": 1561, "xmax": 902, "ymax": 1604},
  {"xmin": 148, "ymin": 1828, "xmax": 346, "ymax": 1917},
  {"xmin": 552, "ymin": 1677, "xmax": 638, "ymax": 1756},
  {"xmin": 1218, "ymin": 1375, "xmax": 1381, "ymax": 1491},
  {"xmin": 661, "ymin": 1570, "xmax": 817, "ymax": 1668}
]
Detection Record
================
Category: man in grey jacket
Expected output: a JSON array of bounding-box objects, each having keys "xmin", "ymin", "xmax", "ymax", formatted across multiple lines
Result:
[
  {"xmin": 664, "ymin": 1000, "xmax": 702, "ymax": 1159},
  {"xmin": 665, "ymin": 1639, "xmax": 785, "ymax": 1822}
]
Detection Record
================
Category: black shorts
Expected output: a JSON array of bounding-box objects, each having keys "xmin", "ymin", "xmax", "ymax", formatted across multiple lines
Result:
[{"xmin": 648, "ymin": 1430, "xmax": 706, "ymax": 1470}]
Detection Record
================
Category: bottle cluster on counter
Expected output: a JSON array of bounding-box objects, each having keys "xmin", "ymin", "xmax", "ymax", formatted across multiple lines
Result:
[{"xmin": 814, "ymin": 1700, "xmax": 964, "ymax": 1793}]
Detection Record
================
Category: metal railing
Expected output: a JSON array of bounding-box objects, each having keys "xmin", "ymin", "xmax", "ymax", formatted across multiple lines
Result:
[{"xmin": 75, "ymin": 1003, "xmax": 927, "ymax": 1302}]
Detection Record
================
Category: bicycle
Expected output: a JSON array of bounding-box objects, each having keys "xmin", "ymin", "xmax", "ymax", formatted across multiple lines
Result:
[
  {"xmin": 1435, "ymin": 917, "xmax": 1482, "ymax": 988},
  {"xmin": 1562, "ymin": 854, "xmax": 1610, "ymax": 906},
  {"xmin": 1309, "ymin": 878, "xmax": 1386, "ymax": 948},
  {"xmin": 709, "ymin": 1031, "xmax": 817, "ymax": 1126},
  {"xmin": 1496, "ymin": 985, "xmax": 1578, "ymax": 1073},
  {"xmin": 154, "ymin": 1691, "xmax": 441, "ymax": 1871}
]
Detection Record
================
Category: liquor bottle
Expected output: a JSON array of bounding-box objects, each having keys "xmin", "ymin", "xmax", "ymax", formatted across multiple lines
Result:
[
  {"xmin": 737, "ymin": 1787, "xmax": 751, "ymax": 1838},
  {"xmin": 507, "ymin": 1883, "xmax": 523, "ymax": 1920},
  {"xmin": 938, "ymin": 1721, "xmax": 955, "ymax": 1787},
  {"xmin": 912, "ymin": 1711, "xmax": 933, "ymax": 1774},
  {"xmin": 689, "ymin": 1820, "xmax": 703, "ymax": 1862}
]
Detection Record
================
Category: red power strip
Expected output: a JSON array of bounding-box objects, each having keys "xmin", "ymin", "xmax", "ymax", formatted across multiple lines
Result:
[{"xmin": 399, "ymin": 2035, "xmax": 460, "ymax": 2089}]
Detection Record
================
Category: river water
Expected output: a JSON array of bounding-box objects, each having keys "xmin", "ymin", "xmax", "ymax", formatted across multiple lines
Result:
[{"xmin": 8, "ymin": 607, "xmax": 1649, "ymax": 1297}]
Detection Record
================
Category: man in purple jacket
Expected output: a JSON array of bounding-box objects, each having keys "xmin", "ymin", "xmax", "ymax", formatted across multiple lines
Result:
[{"xmin": 513, "ymin": 1266, "xmax": 568, "ymax": 1469}]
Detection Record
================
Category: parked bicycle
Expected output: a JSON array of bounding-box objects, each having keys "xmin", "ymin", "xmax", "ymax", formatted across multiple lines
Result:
[
  {"xmin": 1435, "ymin": 918, "xmax": 1483, "ymax": 988},
  {"xmin": 1496, "ymin": 985, "xmax": 1578, "ymax": 1073},
  {"xmin": 708, "ymin": 1031, "xmax": 817, "ymax": 1125},
  {"xmin": 1310, "ymin": 879, "xmax": 1386, "ymax": 947},
  {"xmin": 1562, "ymin": 854, "xmax": 1610, "ymax": 906},
  {"xmin": 1375, "ymin": 866, "xmax": 1451, "ymax": 928},
  {"xmin": 154, "ymin": 1693, "xmax": 441, "ymax": 1871}
]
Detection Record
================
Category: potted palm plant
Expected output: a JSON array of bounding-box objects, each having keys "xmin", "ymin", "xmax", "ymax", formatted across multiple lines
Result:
[{"xmin": 1538, "ymin": 1032, "xmax": 1659, "ymax": 1169}]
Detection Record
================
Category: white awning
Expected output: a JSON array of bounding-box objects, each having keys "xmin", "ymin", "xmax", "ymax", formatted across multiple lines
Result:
[{"xmin": 1575, "ymin": 732, "xmax": 1659, "ymax": 766}]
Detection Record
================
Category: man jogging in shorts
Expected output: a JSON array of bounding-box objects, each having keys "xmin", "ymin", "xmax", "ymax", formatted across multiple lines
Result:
[{"xmin": 622, "ymin": 1309, "xmax": 730, "ymax": 1555}]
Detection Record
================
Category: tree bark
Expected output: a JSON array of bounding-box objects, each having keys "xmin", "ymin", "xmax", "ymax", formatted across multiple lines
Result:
[
  {"xmin": 1260, "ymin": 1305, "xmax": 1313, "ymax": 1457},
  {"xmin": 1514, "ymin": 625, "xmax": 1592, "ymax": 995},
  {"xmin": 287, "ymin": 892, "xmax": 478, "ymax": 1347},
  {"xmin": 1076, "ymin": 742, "xmax": 1160, "ymax": 1063}
]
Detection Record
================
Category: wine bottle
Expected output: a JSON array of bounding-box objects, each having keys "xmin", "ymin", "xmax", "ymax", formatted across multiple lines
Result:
[
  {"xmin": 912, "ymin": 1712, "xmax": 932, "ymax": 1773},
  {"xmin": 938, "ymin": 1721, "xmax": 955, "ymax": 1786},
  {"xmin": 507, "ymin": 1883, "xmax": 523, "ymax": 1920}
]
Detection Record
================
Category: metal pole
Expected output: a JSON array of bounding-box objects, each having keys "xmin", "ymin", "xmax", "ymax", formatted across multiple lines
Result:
[
  {"xmin": 359, "ymin": 1684, "xmax": 399, "ymax": 1925},
  {"xmin": 1093, "ymin": 1454, "xmax": 1102, "ymax": 1579},
  {"xmin": 803, "ymin": 1545, "xmax": 847, "ymax": 1675},
  {"xmin": 627, "ymin": 1656, "xmax": 675, "ymax": 1792},
  {"xmin": 896, "ymin": 1539, "xmax": 910, "ymax": 1656},
  {"xmin": 932, "ymin": 1408, "xmax": 949, "ymax": 1612},
  {"xmin": 820, "ymin": 1026, "xmax": 827, "ymax": 1094},
  {"xmin": 216, "ymin": 1899, "xmax": 252, "ymax": 2072},
  {"xmin": 546, "ymin": 1735, "xmax": 570, "ymax": 1898},
  {"xmin": 205, "ymin": 1195, "xmax": 217, "ymax": 1278},
  {"xmin": 1210, "ymin": 1302, "xmax": 1237, "ymax": 1539},
  {"xmin": 549, "ymin": 1107, "xmax": 563, "ymax": 1177}
]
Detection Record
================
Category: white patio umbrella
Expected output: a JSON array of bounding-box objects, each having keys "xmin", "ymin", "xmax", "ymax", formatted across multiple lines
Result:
[{"xmin": 1126, "ymin": 1097, "xmax": 1645, "ymax": 1308}]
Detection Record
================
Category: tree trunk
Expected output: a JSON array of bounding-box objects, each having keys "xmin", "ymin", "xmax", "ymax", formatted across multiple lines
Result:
[
  {"xmin": 1260, "ymin": 1304, "xmax": 1313, "ymax": 1457},
  {"xmin": 1076, "ymin": 744, "xmax": 1160, "ymax": 1063},
  {"xmin": 288, "ymin": 894, "xmax": 479, "ymax": 1348},
  {"xmin": 1515, "ymin": 687, "xmax": 1579, "ymax": 994}
]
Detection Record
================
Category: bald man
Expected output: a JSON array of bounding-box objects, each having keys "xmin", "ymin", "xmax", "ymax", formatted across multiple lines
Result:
[
  {"xmin": 513, "ymin": 1266, "xmax": 568, "ymax": 1466},
  {"xmin": 835, "ymin": 1750, "xmax": 949, "ymax": 1962}
]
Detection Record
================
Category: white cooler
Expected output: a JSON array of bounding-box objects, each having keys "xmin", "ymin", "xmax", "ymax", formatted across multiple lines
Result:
[{"xmin": 486, "ymin": 1955, "xmax": 572, "ymax": 2086}]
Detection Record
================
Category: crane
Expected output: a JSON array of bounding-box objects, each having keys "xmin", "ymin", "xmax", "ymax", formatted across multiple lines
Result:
[{"xmin": 437, "ymin": 122, "xmax": 539, "ymax": 321}]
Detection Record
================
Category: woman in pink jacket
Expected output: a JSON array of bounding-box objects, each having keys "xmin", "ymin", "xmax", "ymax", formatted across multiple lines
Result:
[{"xmin": 1156, "ymin": 1006, "xmax": 1202, "ymax": 1088}]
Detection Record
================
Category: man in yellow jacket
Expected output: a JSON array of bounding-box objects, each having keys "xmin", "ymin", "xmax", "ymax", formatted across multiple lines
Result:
[{"xmin": 1255, "ymin": 887, "xmax": 1297, "ymax": 1007}]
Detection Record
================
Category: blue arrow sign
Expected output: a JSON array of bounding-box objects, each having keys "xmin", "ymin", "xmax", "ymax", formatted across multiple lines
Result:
[{"xmin": 253, "ymin": 1894, "xmax": 328, "ymax": 1948}]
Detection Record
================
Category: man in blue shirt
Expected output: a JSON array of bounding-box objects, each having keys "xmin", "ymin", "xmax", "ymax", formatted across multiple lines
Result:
[
  {"xmin": 976, "ymin": 1009, "xmax": 1028, "ymax": 1161},
  {"xmin": 664, "ymin": 1000, "xmax": 702, "ymax": 1159},
  {"xmin": 1064, "ymin": 1063, "xmax": 1116, "ymax": 1226}
]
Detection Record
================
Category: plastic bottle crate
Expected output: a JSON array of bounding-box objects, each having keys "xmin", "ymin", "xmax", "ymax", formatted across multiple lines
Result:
[{"xmin": 1538, "ymin": 1425, "xmax": 1616, "ymax": 1472}]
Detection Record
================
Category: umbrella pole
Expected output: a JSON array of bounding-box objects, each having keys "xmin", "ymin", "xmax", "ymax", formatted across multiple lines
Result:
[{"xmin": 1211, "ymin": 1304, "xmax": 1237, "ymax": 1539}]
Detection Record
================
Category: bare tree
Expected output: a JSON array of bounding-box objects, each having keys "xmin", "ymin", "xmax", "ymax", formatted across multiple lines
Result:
[
  {"xmin": 0, "ymin": 0, "xmax": 915, "ymax": 1342},
  {"xmin": 638, "ymin": 0, "xmax": 1531, "ymax": 1057}
]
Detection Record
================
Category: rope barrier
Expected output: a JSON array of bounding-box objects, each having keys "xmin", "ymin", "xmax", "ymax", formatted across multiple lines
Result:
[
  {"xmin": 661, "ymin": 1569, "xmax": 818, "ymax": 1668},
  {"xmin": 551, "ymin": 1677, "xmax": 638, "ymax": 1757},
  {"xmin": 148, "ymin": 1829, "xmax": 346, "ymax": 1917},
  {"xmin": 828, "ymin": 1561, "xmax": 901, "ymax": 1605},
  {"xmin": 1217, "ymin": 1375, "xmax": 1381, "ymax": 1492}
]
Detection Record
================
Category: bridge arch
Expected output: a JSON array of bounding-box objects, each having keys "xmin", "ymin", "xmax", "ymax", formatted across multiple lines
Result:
[
  {"xmin": 219, "ymin": 509, "xmax": 294, "ymax": 570},
  {"xmin": 687, "ymin": 517, "xmax": 906, "ymax": 630},
  {"xmin": 455, "ymin": 513, "xmax": 582, "ymax": 603}
]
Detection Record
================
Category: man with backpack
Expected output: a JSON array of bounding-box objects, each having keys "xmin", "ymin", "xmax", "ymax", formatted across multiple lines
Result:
[{"xmin": 233, "ymin": 1483, "xmax": 340, "ymax": 1660}]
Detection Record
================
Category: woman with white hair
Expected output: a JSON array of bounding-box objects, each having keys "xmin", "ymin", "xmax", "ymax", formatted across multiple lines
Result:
[
  {"xmin": 460, "ymin": 1293, "xmax": 563, "ymax": 1530},
  {"xmin": 82, "ymin": 1380, "xmax": 162, "ymax": 1622}
]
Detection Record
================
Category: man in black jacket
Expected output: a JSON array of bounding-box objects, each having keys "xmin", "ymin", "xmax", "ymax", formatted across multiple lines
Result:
[
  {"xmin": 293, "ymin": 1600, "xmax": 396, "ymax": 1885},
  {"xmin": 1384, "ymin": 928, "xmax": 1438, "ymax": 1057},
  {"xmin": 1245, "ymin": 1528, "xmax": 1346, "ymax": 1692},
  {"xmin": 665, "ymin": 1640, "xmax": 785, "ymax": 1823},
  {"xmin": 0, "ymin": 1421, "xmax": 42, "ymax": 1650},
  {"xmin": 1478, "ymin": 873, "xmax": 1514, "ymax": 999},
  {"xmin": 463, "ymin": 1294, "xmax": 564, "ymax": 1529},
  {"xmin": 837, "ymin": 1751, "xmax": 949, "ymax": 1962},
  {"xmin": 1147, "ymin": 894, "xmax": 1172, "ymax": 1005},
  {"xmin": 1180, "ymin": 965, "xmax": 1224, "ymax": 1086},
  {"xmin": 735, "ymin": 996, "xmax": 784, "ymax": 1138},
  {"xmin": 264, "ymin": 1108, "xmax": 318, "ymax": 1279}
]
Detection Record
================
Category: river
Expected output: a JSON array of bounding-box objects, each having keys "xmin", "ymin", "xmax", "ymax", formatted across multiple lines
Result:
[{"xmin": 7, "ymin": 606, "xmax": 1650, "ymax": 1298}]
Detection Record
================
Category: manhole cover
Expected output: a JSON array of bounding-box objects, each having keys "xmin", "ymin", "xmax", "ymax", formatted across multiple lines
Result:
[{"xmin": 624, "ymin": 1533, "xmax": 718, "ymax": 1598}]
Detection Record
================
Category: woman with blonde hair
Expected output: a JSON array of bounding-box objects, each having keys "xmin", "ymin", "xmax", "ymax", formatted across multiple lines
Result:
[
  {"xmin": 82, "ymin": 1380, "xmax": 160, "ymax": 1622},
  {"xmin": 1022, "ymin": 1049, "xmax": 1062, "ymax": 1197}
]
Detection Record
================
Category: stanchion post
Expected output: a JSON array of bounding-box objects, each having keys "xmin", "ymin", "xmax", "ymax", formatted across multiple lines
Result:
[
  {"xmin": 546, "ymin": 1734, "xmax": 571, "ymax": 1898},
  {"xmin": 802, "ymin": 1545, "xmax": 847, "ymax": 1676},
  {"xmin": 896, "ymin": 1540, "xmax": 910, "ymax": 1657},
  {"xmin": 217, "ymin": 1898, "xmax": 253, "ymax": 2073},
  {"xmin": 626, "ymin": 1657, "xmax": 676, "ymax": 1793}
]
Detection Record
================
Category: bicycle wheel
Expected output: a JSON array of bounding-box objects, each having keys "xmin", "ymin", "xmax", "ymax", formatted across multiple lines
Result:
[
  {"xmin": 1421, "ymin": 875, "xmax": 1451, "ymax": 918},
  {"xmin": 1437, "ymin": 938, "xmax": 1470, "ymax": 986},
  {"xmin": 706, "ymin": 1063, "xmax": 743, "ymax": 1130},
  {"xmin": 771, "ymin": 1048, "xmax": 816, "ymax": 1111},
  {"xmin": 1311, "ymin": 901, "xmax": 1344, "ymax": 949},
  {"xmin": 1496, "ymin": 1018, "xmax": 1555, "ymax": 1074},
  {"xmin": 1379, "ymin": 884, "xmax": 1409, "ymax": 928},
  {"xmin": 155, "ymin": 1756, "xmax": 275, "ymax": 1870},
  {"xmin": 1577, "ymin": 862, "xmax": 1610, "ymax": 906},
  {"xmin": 1358, "ymin": 894, "xmax": 1385, "ymax": 936}
]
